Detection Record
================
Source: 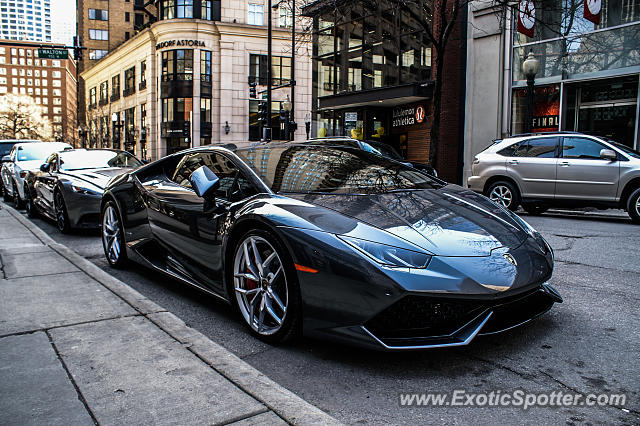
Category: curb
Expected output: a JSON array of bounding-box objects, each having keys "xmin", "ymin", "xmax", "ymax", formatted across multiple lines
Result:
[{"xmin": 3, "ymin": 203, "xmax": 341, "ymax": 426}]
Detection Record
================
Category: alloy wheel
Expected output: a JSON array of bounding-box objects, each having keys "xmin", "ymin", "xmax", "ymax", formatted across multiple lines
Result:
[
  {"xmin": 102, "ymin": 204, "xmax": 121, "ymax": 264},
  {"xmin": 233, "ymin": 235, "xmax": 288, "ymax": 336},
  {"xmin": 489, "ymin": 185, "xmax": 513, "ymax": 208},
  {"xmin": 54, "ymin": 192, "xmax": 67, "ymax": 231}
]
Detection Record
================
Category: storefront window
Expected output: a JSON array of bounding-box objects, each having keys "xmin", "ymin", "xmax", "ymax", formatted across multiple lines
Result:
[
  {"xmin": 511, "ymin": 84, "xmax": 560, "ymax": 135},
  {"xmin": 201, "ymin": 0, "xmax": 212, "ymax": 20},
  {"xmin": 249, "ymin": 54, "xmax": 292, "ymax": 85},
  {"xmin": 201, "ymin": 98, "xmax": 211, "ymax": 123},
  {"xmin": 177, "ymin": 0, "xmax": 193, "ymax": 18}
]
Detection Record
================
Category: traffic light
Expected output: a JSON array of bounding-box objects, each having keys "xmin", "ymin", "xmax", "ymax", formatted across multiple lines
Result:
[
  {"xmin": 73, "ymin": 36, "xmax": 83, "ymax": 61},
  {"xmin": 249, "ymin": 82, "xmax": 257, "ymax": 98},
  {"xmin": 257, "ymin": 101, "xmax": 268, "ymax": 126}
]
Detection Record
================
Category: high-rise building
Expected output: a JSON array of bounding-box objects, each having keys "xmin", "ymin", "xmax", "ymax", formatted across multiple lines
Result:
[
  {"xmin": 0, "ymin": 0, "xmax": 52, "ymax": 42},
  {"xmin": 0, "ymin": 40, "xmax": 78, "ymax": 144}
]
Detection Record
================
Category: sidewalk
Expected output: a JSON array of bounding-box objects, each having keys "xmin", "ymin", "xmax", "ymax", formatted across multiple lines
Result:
[{"xmin": 0, "ymin": 202, "xmax": 340, "ymax": 426}]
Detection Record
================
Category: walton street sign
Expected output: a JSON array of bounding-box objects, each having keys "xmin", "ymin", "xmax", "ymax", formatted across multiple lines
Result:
[{"xmin": 37, "ymin": 48, "xmax": 69, "ymax": 59}]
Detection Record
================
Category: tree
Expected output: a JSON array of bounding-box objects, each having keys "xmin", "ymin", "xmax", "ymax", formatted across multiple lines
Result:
[{"xmin": 0, "ymin": 94, "xmax": 53, "ymax": 140}]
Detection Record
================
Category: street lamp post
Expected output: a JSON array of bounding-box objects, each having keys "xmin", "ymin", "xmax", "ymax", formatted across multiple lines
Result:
[{"xmin": 522, "ymin": 50, "xmax": 540, "ymax": 134}]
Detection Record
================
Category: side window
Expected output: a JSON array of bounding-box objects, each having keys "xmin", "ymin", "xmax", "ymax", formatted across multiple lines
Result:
[
  {"xmin": 525, "ymin": 137, "xmax": 558, "ymax": 158},
  {"xmin": 497, "ymin": 142, "xmax": 520, "ymax": 157},
  {"xmin": 562, "ymin": 137, "xmax": 606, "ymax": 159},
  {"xmin": 172, "ymin": 152, "xmax": 258, "ymax": 202}
]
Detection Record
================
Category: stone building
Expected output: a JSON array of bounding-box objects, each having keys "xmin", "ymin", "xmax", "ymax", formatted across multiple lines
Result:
[
  {"xmin": 0, "ymin": 40, "xmax": 77, "ymax": 143},
  {"xmin": 80, "ymin": 1, "xmax": 312, "ymax": 160}
]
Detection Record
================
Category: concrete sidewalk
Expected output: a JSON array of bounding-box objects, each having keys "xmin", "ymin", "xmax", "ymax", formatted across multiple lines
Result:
[{"xmin": 0, "ymin": 202, "xmax": 340, "ymax": 426}]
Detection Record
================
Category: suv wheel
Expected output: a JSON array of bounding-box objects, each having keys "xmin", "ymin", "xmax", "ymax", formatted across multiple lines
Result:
[
  {"xmin": 486, "ymin": 180, "xmax": 520, "ymax": 211},
  {"xmin": 627, "ymin": 188, "xmax": 640, "ymax": 224},
  {"xmin": 13, "ymin": 180, "xmax": 25, "ymax": 209}
]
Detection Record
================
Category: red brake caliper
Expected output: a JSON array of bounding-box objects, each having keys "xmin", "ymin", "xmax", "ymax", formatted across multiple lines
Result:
[{"xmin": 244, "ymin": 268, "xmax": 258, "ymax": 290}]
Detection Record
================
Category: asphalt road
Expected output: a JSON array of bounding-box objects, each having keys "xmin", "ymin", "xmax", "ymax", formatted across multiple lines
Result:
[{"xmin": 15, "ymin": 208, "xmax": 640, "ymax": 424}]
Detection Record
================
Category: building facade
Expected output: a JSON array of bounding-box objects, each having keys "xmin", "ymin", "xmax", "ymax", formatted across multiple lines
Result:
[
  {"xmin": 0, "ymin": 0, "xmax": 51, "ymax": 42},
  {"xmin": 80, "ymin": 0, "xmax": 312, "ymax": 160},
  {"xmin": 302, "ymin": 0, "xmax": 467, "ymax": 183},
  {"xmin": 464, "ymin": 0, "xmax": 640, "ymax": 184},
  {"xmin": 0, "ymin": 40, "xmax": 78, "ymax": 143}
]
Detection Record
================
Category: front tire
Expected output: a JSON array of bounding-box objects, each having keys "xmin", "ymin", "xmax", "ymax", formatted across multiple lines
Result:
[
  {"xmin": 230, "ymin": 229, "xmax": 301, "ymax": 343},
  {"xmin": 54, "ymin": 190, "xmax": 71, "ymax": 233},
  {"xmin": 13, "ymin": 180, "xmax": 25, "ymax": 209},
  {"xmin": 627, "ymin": 188, "xmax": 640, "ymax": 224},
  {"xmin": 486, "ymin": 180, "xmax": 520, "ymax": 211},
  {"xmin": 101, "ymin": 201, "xmax": 128, "ymax": 267}
]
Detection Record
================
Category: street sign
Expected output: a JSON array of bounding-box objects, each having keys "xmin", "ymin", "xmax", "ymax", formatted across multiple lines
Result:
[{"xmin": 38, "ymin": 48, "xmax": 68, "ymax": 59}]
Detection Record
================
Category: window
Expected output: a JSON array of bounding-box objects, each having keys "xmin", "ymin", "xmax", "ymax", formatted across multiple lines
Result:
[
  {"xmin": 278, "ymin": 5, "xmax": 292, "ymax": 28},
  {"xmin": 248, "ymin": 3, "xmax": 263, "ymax": 25},
  {"xmin": 89, "ymin": 29, "xmax": 108, "ymax": 40},
  {"xmin": 201, "ymin": 0, "xmax": 212, "ymax": 20},
  {"xmin": 161, "ymin": 49, "xmax": 193, "ymax": 81},
  {"xmin": 176, "ymin": 0, "xmax": 193, "ymax": 18},
  {"xmin": 88, "ymin": 8, "xmax": 108, "ymax": 20},
  {"xmin": 52, "ymin": 60, "xmax": 60, "ymax": 67},
  {"xmin": 124, "ymin": 66, "xmax": 135, "ymax": 95},
  {"xmin": 52, "ymin": 80, "xmax": 61, "ymax": 87},
  {"xmin": 125, "ymin": 11, "xmax": 130, "ymax": 21},
  {"xmin": 89, "ymin": 49, "xmax": 108, "ymax": 60},
  {"xmin": 561, "ymin": 137, "xmax": 608, "ymax": 160},
  {"xmin": 162, "ymin": 0, "xmax": 175, "ymax": 19},
  {"xmin": 249, "ymin": 54, "xmax": 291, "ymax": 85},
  {"xmin": 140, "ymin": 60, "xmax": 146, "ymax": 88},
  {"xmin": 135, "ymin": 13, "xmax": 144, "ymax": 27},
  {"xmin": 201, "ymin": 98, "xmax": 211, "ymax": 122},
  {"xmin": 99, "ymin": 80, "xmax": 108, "ymax": 103},
  {"xmin": 125, "ymin": 31, "xmax": 130, "ymax": 40},
  {"xmin": 52, "ymin": 70, "xmax": 60, "ymax": 78},
  {"xmin": 89, "ymin": 86, "xmax": 96, "ymax": 106},
  {"xmin": 502, "ymin": 137, "xmax": 559, "ymax": 158},
  {"xmin": 111, "ymin": 74, "xmax": 120, "ymax": 99},
  {"xmin": 200, "ymin": 50, "xmax": 211, "ymax": 82}
]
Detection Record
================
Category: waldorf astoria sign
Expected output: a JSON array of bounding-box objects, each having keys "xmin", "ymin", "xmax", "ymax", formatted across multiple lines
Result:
[{"xmin": 156, "ymin": 39, "xmax": 206, "ymax": 50}]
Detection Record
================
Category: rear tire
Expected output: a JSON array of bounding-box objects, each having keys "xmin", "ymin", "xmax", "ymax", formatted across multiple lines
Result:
[
  {"xmin": 54, "ymin": 190, "xmax": 71, "ymax": 233},
  {"xmin": 25, "ymin": 185, "xmax": 37, "ymax": 218},
  {"xmin": 522, "ymin": 203, "xmax": 549, "ymax": 216},
  {"xmin": 486, "ymin": 180, "xmax": 520, "ymax": 211},
  {"xmin": 627, "ymin": 188, "xmax": 640, "ymax": 224},
  {"xmin": 230, "ymin": 229, "xmax": 301, "ymax": 344}
]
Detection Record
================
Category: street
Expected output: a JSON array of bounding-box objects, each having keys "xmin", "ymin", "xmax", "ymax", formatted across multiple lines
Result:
[{"xmin": 16, "ymin": 208, "xmax": 640, "ymax": 424}]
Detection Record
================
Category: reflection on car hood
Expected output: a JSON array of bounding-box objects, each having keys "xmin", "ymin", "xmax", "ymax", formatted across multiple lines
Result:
[
  {"xmin": 286, "ymin": 185, "xmax": 528, "ymax": 257},
  {"xmin": 61, "ymin": 167, "xmax": 131, "ymax": 189}
]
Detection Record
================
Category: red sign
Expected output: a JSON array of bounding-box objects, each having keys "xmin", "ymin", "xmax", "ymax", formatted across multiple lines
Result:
[
  {"xmin": 584, "ymin": 0, "xmax": 601, "ymax": 24},
  {"xmin": 517, "ymin": 0, "xmax": 535, "ymax": 38},
  {"xmin": 415, "ymin": 105, "xmax": 425, "ymax": 123}
]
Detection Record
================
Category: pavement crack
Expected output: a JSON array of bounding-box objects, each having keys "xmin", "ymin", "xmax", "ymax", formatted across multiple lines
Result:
[
  {"xmin": 45, "ymin": 330, "xmax": 99, "ymax": 425},
  {"xmin": 555, "ymin": 259, "xmax": 640, "ymax": 275},
  {"xmin": 0, "ymin": 313, "xmax": 145, "ymax": 339}
]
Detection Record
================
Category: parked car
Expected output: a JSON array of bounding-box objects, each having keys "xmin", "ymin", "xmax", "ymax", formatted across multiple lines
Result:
[
  {"xmin": 100, "ymin": 143, "xmax": 561, "ymax": 350},
  {"xmin": 1, "ymin": 141, "xmax": 72, "ymax": 207},
  {"xmin": 297, "ymin": 137, "xmax": 438, "ymax": 177},
  {"xmin": 0, "ymin": 139, "xmax": 39, "ymax": 197},
  {"xmin": 25, "ymin": 148, "xmax": 142, "ymax": 232},
  {"xmin": 468, "ymin": 132, "xmax": 640, "ymax": 223}
]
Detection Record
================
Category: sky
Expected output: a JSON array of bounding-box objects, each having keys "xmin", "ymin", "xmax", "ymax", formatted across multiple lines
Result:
[{"xmin": 51, "ymin": 0, "xmax": 76, "ymax": 46}]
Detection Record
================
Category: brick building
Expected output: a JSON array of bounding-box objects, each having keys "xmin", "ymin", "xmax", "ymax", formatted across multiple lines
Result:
[
  {"xmin": 301, "ymin": 0, "xmax": 467, "ymax": 183},
  {"xmin": 0, "ymin": 40, "xmax": 78, "ymax": 144}
]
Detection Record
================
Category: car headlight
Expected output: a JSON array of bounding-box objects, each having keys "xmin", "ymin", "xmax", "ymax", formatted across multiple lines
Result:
[
  {"xmin": 71, "ymin": 184, "xmax": 100, "ymax": 195},
  {"xmin": 337, "ymin": 235, "xmax": 431, "ymax": 268}
]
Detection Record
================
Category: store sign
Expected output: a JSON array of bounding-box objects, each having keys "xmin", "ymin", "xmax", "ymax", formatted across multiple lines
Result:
[
  {"xmin": 517, "ymin": 0, "xmax": 535, "ymax": 38},
  {"xmin": 392, "ymin": 105, "xmax": 426, "ymax": 127},
  {"xmin": 156, "ymin": 39, "xmax": 206, "ymax": 50},
  {"xmin": 517, "ymin": 85, "xmax": 560, "ymax": 132},
  {"xmin": 345, "ymin": 112, "xmax": 358, "ymax": 122},
  {"xmin": 584, "ymin": 0, "xmax": 602, "ymax": 24}
]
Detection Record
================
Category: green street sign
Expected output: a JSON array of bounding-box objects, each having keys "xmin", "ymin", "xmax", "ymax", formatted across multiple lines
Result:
[
  {"xmin": 38, "ymin": 48, "xmax": 68, "ymax": 59},
  {"xmin": 262, "ymin": 94, "xmax": 268, "ymax": 100}
]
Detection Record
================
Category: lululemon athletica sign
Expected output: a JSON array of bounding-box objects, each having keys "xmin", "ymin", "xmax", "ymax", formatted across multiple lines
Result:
[
  {"xmin": 584, "ymin": 0, "xmax": 602, "ymax": 24},
  {"xmin": 518, "ymin": 0, "xmax": 535, "ymax": 38}
]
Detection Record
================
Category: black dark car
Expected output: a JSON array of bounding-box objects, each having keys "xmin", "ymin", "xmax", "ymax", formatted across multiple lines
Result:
[
  {"xmin": 25, "ymin": 148, "xmax": 142, "ymax": 232},
  {"xmin": 99, "ymin": 143, "xmax": 561, "ymax": 350}
]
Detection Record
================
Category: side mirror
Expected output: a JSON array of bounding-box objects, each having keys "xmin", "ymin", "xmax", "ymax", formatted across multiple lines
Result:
[
  {"xmin": 600, "ymin": 149, "xmax": 617, "ymax": 161},
  {"xmin": 189, "ymin": 165, "xmax": 220, "ymax": 200},
  {"xmin": 40, "ymin": 163, "xmax": 50, "ymax": 172},
  {"xmin": 1, "ymin": 155, "xmax": 10, "ymax": 163}
]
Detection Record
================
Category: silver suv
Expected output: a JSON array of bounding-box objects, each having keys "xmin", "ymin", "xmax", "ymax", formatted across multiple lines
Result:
[{"xmin": 467, "ymin": 132, "xmax": 640, "ymax": 223}]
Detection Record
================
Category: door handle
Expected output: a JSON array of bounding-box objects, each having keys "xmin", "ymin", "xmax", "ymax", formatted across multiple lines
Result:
[
  {"xmin": 508, "ymin": 160, "xmax": 519, "ymax": 165},
  {"xmin": 560, "ymin": 161, "xmax": 570, "ymax": 167}
]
